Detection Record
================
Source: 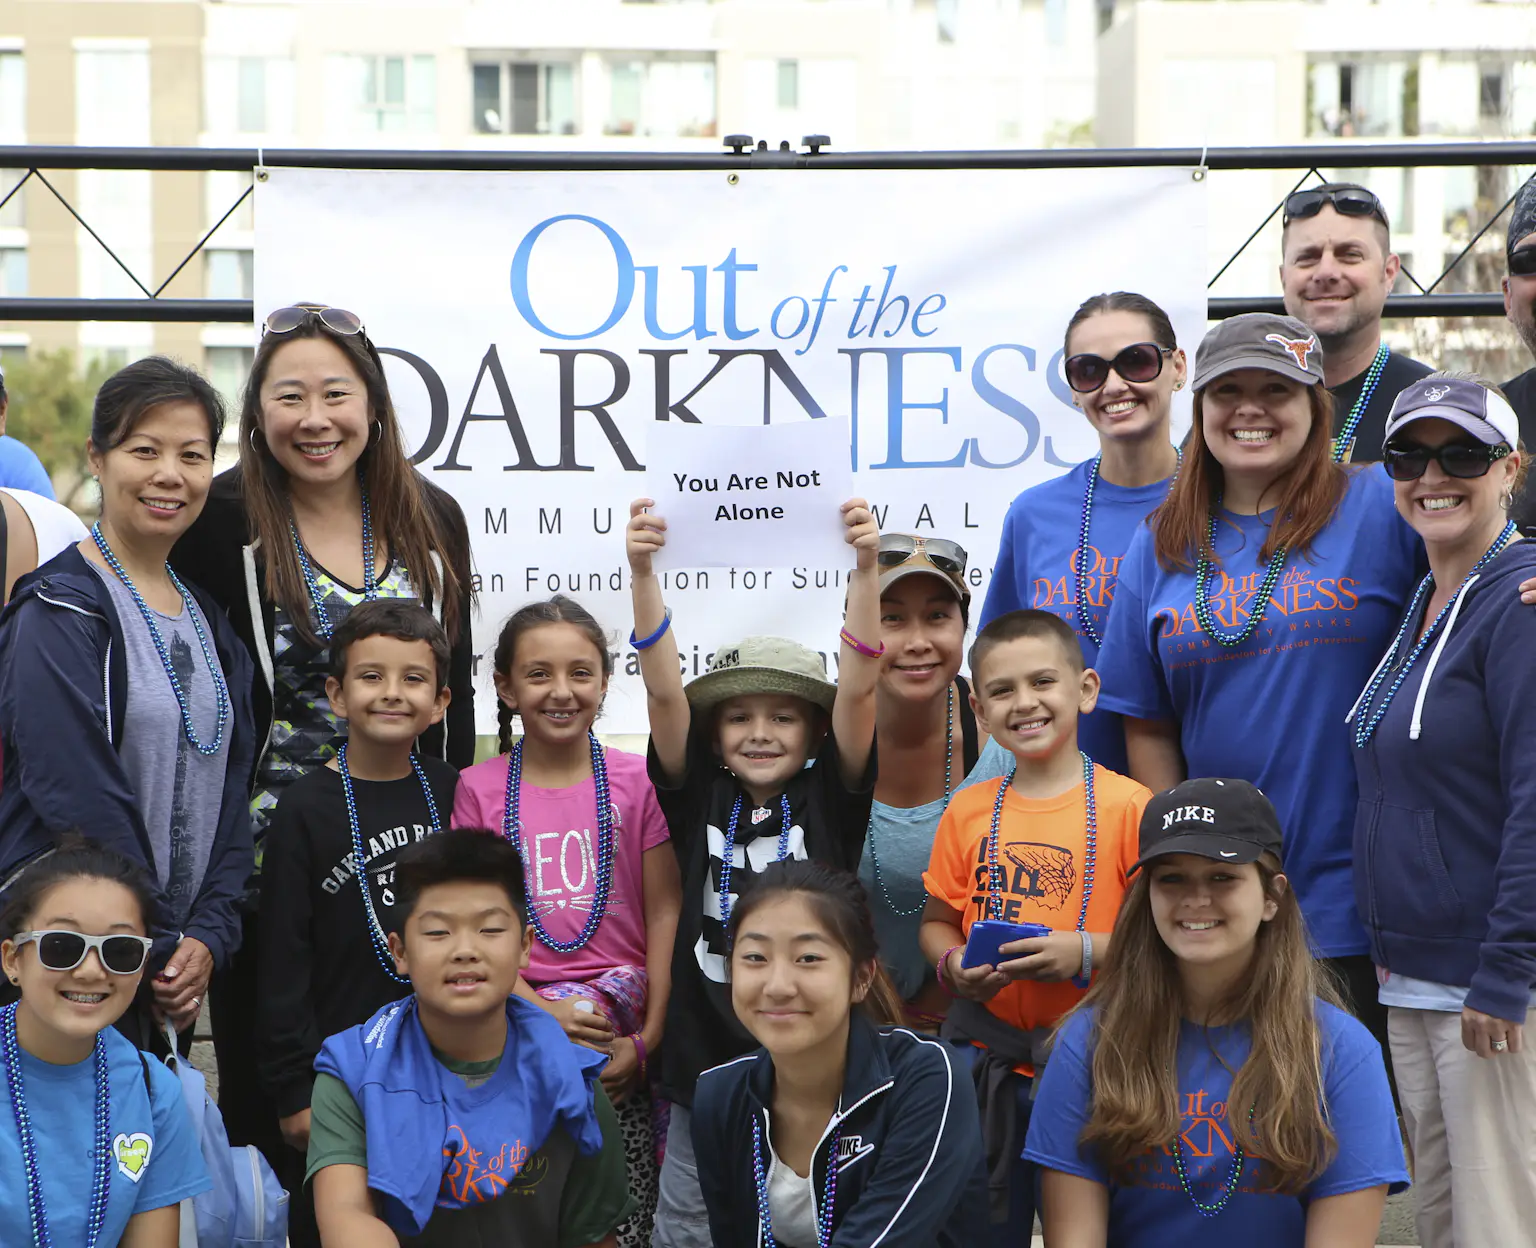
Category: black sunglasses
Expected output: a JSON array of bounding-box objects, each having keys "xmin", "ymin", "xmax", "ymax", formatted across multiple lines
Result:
[
  {"xmin": 1064, "ymin": 342, "xmax": 1174, "ymax": 394},
  {"xmin": 1283, "ymin": 187, "xmax": 1388, "ymax": 228},
  {"xmin": 1510, "ymin": 245, "xmax": 1536, "ymax": 277},
  {"xmin": 877, "ymin": 535, "xmax": 968, "ymax": 576},
  {"xmin": 1381, "ymin": 440, "xmax": 1511, "ymax": 481},
  {"xmin": 12, "ymin": 929, "xmax": 154, "ymax": 975},
  {"xmin": 263, "ymin": 304, "xmax": 366, "ymax": 338}
]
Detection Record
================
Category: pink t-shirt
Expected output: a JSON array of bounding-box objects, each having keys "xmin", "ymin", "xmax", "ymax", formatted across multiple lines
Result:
[{"xmin": 451, "ymin": 747, "xmax": 671, "ymax": 984}]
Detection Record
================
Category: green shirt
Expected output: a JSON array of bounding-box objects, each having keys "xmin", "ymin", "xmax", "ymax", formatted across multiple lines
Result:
[{"xmin": 306, "ymin": 1049, "xmax": 636, "ymax": 1248}]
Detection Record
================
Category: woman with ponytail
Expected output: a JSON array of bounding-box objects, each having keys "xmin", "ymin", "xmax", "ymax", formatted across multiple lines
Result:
[
  {"xmin": 1024, "ymin": 779, "xmax": 1407, "ymax": 1248},
  {"xmin": 452, "ymin": 595, "xmax": 681, "ymax": 1245},
  {"xmin": 692, "ymin": 860, "xmax": 987, "ymax": 1247}
]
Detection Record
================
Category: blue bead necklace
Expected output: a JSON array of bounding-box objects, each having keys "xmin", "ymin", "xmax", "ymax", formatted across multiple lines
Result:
[
  {"xmin": 865, "ymin": 684, "xmax": 952, "ymax": 918},
  {"xmin": 501, "ymin": 730, "xmax": 615, "ymax": 952},
  {"xmin": 1192, "ymin": 500, "xmax": 1289, "ymax": 649},
  {"xmin": 1172, "ymin": 1101, "xmax": 1254, "ymax": 1216},
  {"xmin": 90, "ymin": 522, "xmax": 230, "ymax": 756},
  {"xmin": 1075, "ymin": 448, "xmax": 1181, "ymax": 649},
  {"xmin": 752, "ymin": 1115, "xmax": 839, "ymax": 1248},
  {"xmin": 1352, "ymin": 520, "xmax": 1517, "ymax": 748},
  {"xmin": 719, "ymin": 791, "xmax": 796, "ymax": 932},
  {"xmin": 338, "ymin": 743, "xmax": 442, "ymax": 983},
  {"xmin": 2, "ymin": 1002, "xmax": 112, "ymax": 1248},
  {"xmin": 1331, "ymin": 343, "xmax": 1390, "ymax": 463},
  {"xmin": 290, "ymin": 484, "xmax": 377, "ymax": 639},
  {"xmin": 986, "ymin": 752, "xmax": 1097, "ymax": 934}
]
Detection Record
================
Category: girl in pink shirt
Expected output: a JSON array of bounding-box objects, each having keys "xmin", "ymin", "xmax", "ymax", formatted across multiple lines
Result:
[{"xmin": 452, "ymin": 595, "xmax": 682, "ymax": 1244}]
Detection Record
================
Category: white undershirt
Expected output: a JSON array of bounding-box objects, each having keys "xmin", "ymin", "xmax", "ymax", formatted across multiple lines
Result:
[{"xmin": 766, "ymin": 1140, "xmax": 819, "ymax": 1248}]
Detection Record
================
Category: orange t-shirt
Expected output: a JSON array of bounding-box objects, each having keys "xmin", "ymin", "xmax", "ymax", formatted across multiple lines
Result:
[{"xmin": 923, "ymin": 764, "xmax": 1150, "ymax": 1038}]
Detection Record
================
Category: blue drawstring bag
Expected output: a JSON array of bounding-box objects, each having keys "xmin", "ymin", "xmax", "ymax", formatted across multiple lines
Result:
[{"xmin": 150, "ymin": 1024, "xmax": 289, "ymax": 1248}]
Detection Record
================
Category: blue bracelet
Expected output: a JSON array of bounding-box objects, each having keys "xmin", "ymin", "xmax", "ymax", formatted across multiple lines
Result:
[{"xmin": 630, "ymin": 608, "xmax": 673, "ymax": 651}]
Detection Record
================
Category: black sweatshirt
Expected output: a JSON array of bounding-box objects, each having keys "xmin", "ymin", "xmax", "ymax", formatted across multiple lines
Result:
[{"xmin": 256, "ymin": 758, "xmax": 459, "ymax": 1118}]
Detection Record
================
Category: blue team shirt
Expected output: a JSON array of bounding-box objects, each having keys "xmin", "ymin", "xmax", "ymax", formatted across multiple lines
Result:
[
  {"xmin": 1094, "ymin": 467, "xmax": 1419, "ymax": 955},
  {"xmin": 0, "ymin": 1026, "xmax": 210, "ymax": 1244},
  {"xmin": 981, "ymin": 458, "xmax": 1174, "ymax": 774},
  {"xmin": 0, "ymin": 435, "xmax": 54, "ymax": 498},
  {"xmin": 1024, "ymin": 1003, "xmax": 1408, "ymax": 1247}
]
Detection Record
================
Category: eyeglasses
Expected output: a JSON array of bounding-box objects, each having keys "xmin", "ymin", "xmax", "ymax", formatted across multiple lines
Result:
[
  {"xmin": 1282, "ymin": 186, "xmax": 1388, "ymax": 227},
  {"xmin": 1064, "ymin": 343, "xmax": 1174, "ymax": 394},
  {"xmin": 877, "ymin": 535, "xmax": 968, "ymax": 576},
  {"xmin": 11, "ymin": 930, "xmax": 154, "ymax": 975},
  {"xmin": 1381, "ymin": 440, "xmax": 1512, "ymax": 481},
  {"xmin": 1510, "ymin": 245, "xmax": 1536, "ymax": 277},
  {"xmin": 263, "ymin": 305, "xmax": 366, "ymax": 338}
]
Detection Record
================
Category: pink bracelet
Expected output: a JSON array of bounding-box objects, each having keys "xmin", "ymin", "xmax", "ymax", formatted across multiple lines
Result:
[
  {"xmin": 840, "ymin": 626, "xmax": 886, "ymax": 658},
  {"xmin": 935, "ymin": 945, "xmax": 963, "ymax": 997},
  {"xmin": 630, "ymin": 1033, "xmax": 648, "ymax": 1082}
]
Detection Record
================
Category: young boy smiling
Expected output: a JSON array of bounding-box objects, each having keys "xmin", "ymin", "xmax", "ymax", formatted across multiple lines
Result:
[
  {"xmin": 257, "ymin": 600, "xmax": 459, "ymax": 1246},
  {"xmin": 307, "ymin": 829, "xmax": 634, "ymax": 1247},
  {"xmin": 920, "ymin": 609, "xmax": 1150, "ymax": 1246}
]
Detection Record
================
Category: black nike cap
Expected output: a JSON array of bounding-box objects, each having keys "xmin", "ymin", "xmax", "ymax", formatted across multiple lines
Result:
[{"xmin": 1130, "ymin": 777, "xmax": 1284, "ymax": 875}]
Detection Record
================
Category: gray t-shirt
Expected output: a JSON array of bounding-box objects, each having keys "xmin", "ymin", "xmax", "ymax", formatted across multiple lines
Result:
[
  {"xmin": 859, "ymin": 794, "xmax": 950, "ymax": 1001},
  {"xmin": 90, "ymin": 562, "xmax": 231, "ymax": 924}
]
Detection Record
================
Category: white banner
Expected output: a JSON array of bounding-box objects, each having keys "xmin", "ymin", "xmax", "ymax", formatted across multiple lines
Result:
[{"xmin": 255, "ymin": 167, "xmax": 1208, "ymax": 734}]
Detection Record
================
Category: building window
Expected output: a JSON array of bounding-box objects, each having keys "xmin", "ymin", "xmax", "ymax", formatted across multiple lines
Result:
[
  {"xmin": 0, "ymin": 52, "xmax": 23, "ymax": 139},
  {"xmin": 1480, "ymin": 70, "xmax": 1505, "ymax": 121},
  {"xmin": 472, "ymin": 60, "xmax": 578, "ymax": 135},
  {"xmin": 205, "ymin": 346, "xmax": 253, "ymax": 419},
  {"xmin": 204, "ymin": 56, "xmax": 296, "ymax": 136},
  {"xmin": 0, "ymin": 169, "xmax": 25, "ymax": 229},
  {"xmin": 777, "ymin": 60, "xmax": 798, "ymax": 110},
  {"xmin": 1307, "ymin": 57, "xmax": 1416, "ymax": 138},
  {"xmin": 605, "ymin": 56, "xmax": 715, "ymax": 138},
  {"xmin": 0, "ymin": 248, "xmax": 26, "ymax": 296},
  {"xmin": 328, "ymin": 54, "xmax": 435, "ymax": 134},
  {"xmin": 77, "ymin": 47, "xmax": 151, "ymax": 145},
  {"xmin": 205, "ymin": 249, "xmax": 253, "ymax": 301}
]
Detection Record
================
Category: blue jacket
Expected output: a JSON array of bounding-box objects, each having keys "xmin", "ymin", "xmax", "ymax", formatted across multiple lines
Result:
[
  {"xmin": 1352, "ymin": 541, "xmax": 1536, "ymax": 1023},
  {"xmin": 0, "ymin": 546, "xmax": 256, "ymax": 971},
  {"xmin": 692, "ymin": 1015, "xmax": 988, "ymax": 1248}
]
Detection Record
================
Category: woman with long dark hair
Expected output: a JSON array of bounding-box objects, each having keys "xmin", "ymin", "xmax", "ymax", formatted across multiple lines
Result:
[
  {"xmin": 172, "ymin": 303, "xmax": 474, "ymax": 1168},
  {"xmin": 691, "ymin": 860, "xmax": 987, "ymax": 1246},
  {"xmin": 0, "ymin": 356, "xmax": 256, "ymax": 1048},
  {"xmin": 1024, "ymin": 779, "xmax": 1407, "ymax": 1246}
]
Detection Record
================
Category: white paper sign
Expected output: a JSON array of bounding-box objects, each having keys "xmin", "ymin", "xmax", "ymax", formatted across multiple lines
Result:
[{"xmin": 645, "ymin": 417, "xmax": 854, "ymax": 570}]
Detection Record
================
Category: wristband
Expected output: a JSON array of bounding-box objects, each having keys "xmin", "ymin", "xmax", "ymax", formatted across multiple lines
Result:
[
  {"xmin": 630, "ymin": 1033, "xmax": 648, "ymax": 1082},
  {"xmin": 936, "ymin": 945, "xmax": 963, "ymax": 997},
  {"xmin": 1073, "ymin": 932, "xmax": 1093, "ymax": 989},
  {"xmin": 840, "ymin": 626, "xmax": 886, "ymax": 658},
  {"xmin": 630, "ymin": 608, "xmax": 672, "ymax": 652}
]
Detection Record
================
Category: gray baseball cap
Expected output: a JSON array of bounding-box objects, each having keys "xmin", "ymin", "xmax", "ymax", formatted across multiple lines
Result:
[
  {"xmin": 1192, "ymin": 313, "xmax": 1325, "ymax": 391},
  {"xmin": 1383, "ymin": 376, "xmax": 1521, "ymax": 448},
  {"xmin": 684, "ymin": 636, "xmax": 837, "ymax": 714}
]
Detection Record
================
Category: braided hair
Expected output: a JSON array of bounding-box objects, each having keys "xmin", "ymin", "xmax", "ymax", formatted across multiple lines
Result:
[{"xmin": 492, "ymin": 595, "xmax": 614, "ymax": 753}]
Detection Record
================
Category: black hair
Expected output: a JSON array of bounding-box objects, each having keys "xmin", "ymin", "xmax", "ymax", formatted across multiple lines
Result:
[
  {"xmin": 0, "ymin": 836, "xmax": 158, "ymax": 944},
  {"xmin": 388, "ymin": 828, "xmax": 528, "ymax": 936},
  {"xmin": 1064, "ymin": 291, "xmax": 1178, "ymax": 357},
  {"xmin": 90, "ymin": 355, "xmax": 226, "ymax": 452},
  {"xmin": 727, "ymin": 859, "xmax": 903, "ymax": 1025},
  {"xmin": 968, "ymin": 608, "xmax": 1086, "ymax": 683},
  {"xmin": 328, "ymin": 597, "xmax": 450, "ymax": 690},
  {"xmin": 492, "ymin": 595, "xmax": 613, "ymax": 754}
]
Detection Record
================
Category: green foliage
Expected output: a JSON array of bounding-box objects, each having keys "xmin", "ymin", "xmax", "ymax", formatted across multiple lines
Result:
[{"xmin": 1, "ymin": 349, "xmax": 112, "ymax": 507}]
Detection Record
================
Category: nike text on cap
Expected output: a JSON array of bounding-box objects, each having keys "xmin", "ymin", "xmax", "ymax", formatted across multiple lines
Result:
[{"xmin": 1129, "ymin": 777, "xmax": 1285, "ymax": 875}]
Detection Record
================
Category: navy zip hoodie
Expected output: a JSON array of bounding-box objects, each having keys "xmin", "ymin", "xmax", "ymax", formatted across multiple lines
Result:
[
  {"xmin": 1351, "ymin": 540, "xmax": 1536, "ymax": 1023},
  {"xmin": 692, "ymin": 1014, "xmax": 988, "ymax": 1248},
  {"xmin": 0, "ymin": 546, "xmax": 257, "ymax": 972}
]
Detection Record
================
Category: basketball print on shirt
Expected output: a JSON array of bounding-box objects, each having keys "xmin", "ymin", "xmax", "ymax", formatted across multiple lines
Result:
[{"xmin": 969, "ymin": 838, "xmax": 1077, "ymax": 924}]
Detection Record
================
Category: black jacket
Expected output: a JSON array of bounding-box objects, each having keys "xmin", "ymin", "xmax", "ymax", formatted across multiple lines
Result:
[
  {"xmin": 0, "ymin": 546, "xmax": 257, "ymax": 972},
  {"xmin": 170, "ymin": 464, "xmax": 476, "ymax": 779},
  {"xmin": 692, "ymin": 1015, "xmax": 988, "ymax": 1248}
]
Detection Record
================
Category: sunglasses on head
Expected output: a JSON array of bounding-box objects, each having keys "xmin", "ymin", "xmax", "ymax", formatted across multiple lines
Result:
[
  {"xmin": 263, "ymin": 304, "xmax": 366, "ymax": 338},
  {"xmin": 1064, "ymin": 342, "xmax": 1175, "ymax": 394},
  {"xmin": 877, "ymin": 535, "xmax": 968, "ymax": 576},
  {"xmin": 12, "ymin": 930, "xmax": 153, "ymax": 975},
  {"xmin": 1283, "ymin": 187, "xmax": 1387, "ymax": 227},
  {"xmin": 1381, "ymin": 439, "xmax": 1511, "ymax": 481},
  {"xmin": 1510, "ymin": 245, "xmax": 1536, "ymax": 278}
]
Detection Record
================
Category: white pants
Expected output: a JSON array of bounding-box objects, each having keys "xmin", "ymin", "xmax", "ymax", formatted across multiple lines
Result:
[{"xmin": 1389, "ymin": 1006, "xmax": 1536, "ymax": 1248}]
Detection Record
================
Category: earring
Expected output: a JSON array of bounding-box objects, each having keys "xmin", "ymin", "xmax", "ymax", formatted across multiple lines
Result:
[
  {"xmin": 1501, "ymin": 488, "xmax": 1515, "ymax": 511},
  {"xmin": 368, "ymin": 421, "xmax": 383, "ymax": 447},
  {"xmin": 1174, "ymin": 381, "xmax": 1184, "ymax": 391},
  {"xmin": 247, "ymin": 426, "xmax": 266, "ymax": 451}
]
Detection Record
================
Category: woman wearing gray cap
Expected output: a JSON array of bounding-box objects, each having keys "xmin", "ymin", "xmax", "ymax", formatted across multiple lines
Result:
[
  {"xmin": 1093, "ymin": 312, "xmax": 1422, "ymax": 1046},
  {"xmin": 1349, "ymin": 373, "xmax": 1536, "ymax": 1248}
]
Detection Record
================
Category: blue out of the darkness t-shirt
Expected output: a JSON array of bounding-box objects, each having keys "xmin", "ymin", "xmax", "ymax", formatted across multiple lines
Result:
[
  {"xmin": 1024, "ymin": 1004, "xmax": 1408, "ymax": 1247},
  {"xmin": 0, "ymin": 1026, "xmax": 210, "ymax": 1244},
  {"xmin": 1093, "ymin": 467, "xmax": 1420, "ymax": 956},
  {"xmin": 980, "ymin": 458, "xmax": 1174, "ymax": 775}
]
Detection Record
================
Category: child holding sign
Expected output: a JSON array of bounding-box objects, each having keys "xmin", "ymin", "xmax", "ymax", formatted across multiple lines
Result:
[{"xmin": 625, "ymin": 495, "xmax": 881, "ymax": 1248}]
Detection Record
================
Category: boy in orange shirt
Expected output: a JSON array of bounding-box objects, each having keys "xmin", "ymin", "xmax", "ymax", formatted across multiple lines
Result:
[{"xmin": 921, "ymin": 609, "xmax": 1150, "ymax": 1246}]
